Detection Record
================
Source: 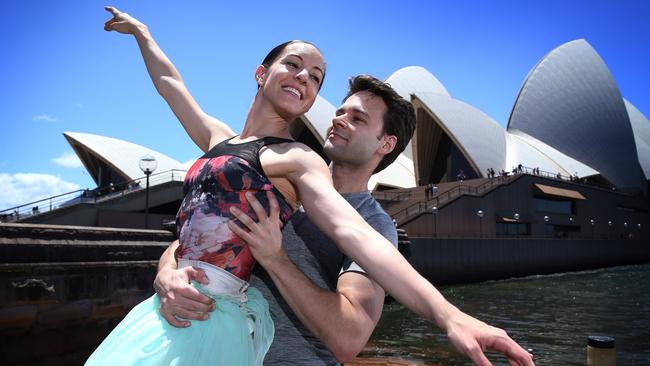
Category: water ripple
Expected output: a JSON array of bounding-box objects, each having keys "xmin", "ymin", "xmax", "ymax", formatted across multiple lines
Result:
[{"xmin": 368, "ymin": 264, "xmax": 650, "ymax": 365}]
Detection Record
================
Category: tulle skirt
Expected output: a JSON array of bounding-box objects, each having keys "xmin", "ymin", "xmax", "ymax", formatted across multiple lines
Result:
[{"xmin": 86, "ymin": 263, "xmax": 273, "ymax": 366}]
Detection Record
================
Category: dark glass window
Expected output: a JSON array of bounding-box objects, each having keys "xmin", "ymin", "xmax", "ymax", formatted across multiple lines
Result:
[
  {"xmin": 544, "ymin": 224, "xmax": 581, "ymax": 238},
  {"xmin": 496, "ymin": 222, "xmax": 530, "ymax": 236},
  {"xmin": 533, "ymin": 197, "xmax": 576, "ymax": 215}
]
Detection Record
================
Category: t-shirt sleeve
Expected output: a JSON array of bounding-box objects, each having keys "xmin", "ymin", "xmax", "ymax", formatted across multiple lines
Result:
[{"xmin": 340, "ymin": 211, "xmax": 398, "ymax": 275}]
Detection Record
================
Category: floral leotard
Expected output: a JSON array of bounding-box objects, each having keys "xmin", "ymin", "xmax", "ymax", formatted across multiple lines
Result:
[{"xmin": 175, "ymin": 136, "xmax": 295, "ymax": 280}]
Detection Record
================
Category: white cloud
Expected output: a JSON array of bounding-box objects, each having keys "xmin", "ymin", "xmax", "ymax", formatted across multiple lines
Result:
[
  {"xmin": 179, "ymin": 159, "xmax": 197, "ymax": 170},
  {"xmin": 32, "ymin": 114, "xmax": 59, "ymax": 122},
  {"xmin": 52, "ymin": 152, "xmax": 83, "ymax": 168},
  {"xmin": 0, "ymin": 173, "xmax": 80, "ymax": 210}
]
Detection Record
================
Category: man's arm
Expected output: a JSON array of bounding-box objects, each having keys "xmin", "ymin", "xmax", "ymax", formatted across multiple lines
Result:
[
  {"xmin": 259, "ymin": 252, "xmax": 384, "ymax": 362},
  {"xmin": 153, "ymin": 240, "xmax": 215, "ymax": 328},
  {"xmin": 228, "ymin": 192, "xmax": 385, "ymax": 362}
]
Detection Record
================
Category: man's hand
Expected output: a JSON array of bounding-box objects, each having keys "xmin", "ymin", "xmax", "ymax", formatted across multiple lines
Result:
[
  {"xmin": 227, "ymin": 191, "xmax": 285, "ymax": 268},
  {"xmin": 444, "ymin": 309, "xmax": 534, "ymax": 366},
  {"xmin": 153, "ymin": 265, "xmax": 215, "ymax": 328}
]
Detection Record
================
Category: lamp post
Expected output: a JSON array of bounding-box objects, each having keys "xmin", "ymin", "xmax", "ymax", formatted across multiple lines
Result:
[
  {"xmin": 514, "ymin": 212, "xmax": 520, "ymax": 237},
  {"xmin": 139, "ymin": 154, "xmax": 158, "ymax": 229},
  {"xmin": 623, "ymin": 222, "xmax": 629, "ymax": 239},
  {"xmin": 590, "ymin": 219, "xmax": 595, "ymax": 239},
  {"xmin": 543, "ymin": 215, "xmax": 550, "ymax": 238},
  {"xmin": 477, "ymin": 210, "xmax": 484, "ymax": 238},
  {"xmin": 432, "ymin": 206, "xmax": 438, "ymax": 237},
  {"xmin": 608, "ymin": 220, "xmax": 612, "ymax": 239}
]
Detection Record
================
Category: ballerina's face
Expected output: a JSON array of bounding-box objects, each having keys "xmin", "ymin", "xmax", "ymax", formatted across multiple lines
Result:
[{"xmin": 257, "ymin": 42, "xmax": 326, "ymax": 120}]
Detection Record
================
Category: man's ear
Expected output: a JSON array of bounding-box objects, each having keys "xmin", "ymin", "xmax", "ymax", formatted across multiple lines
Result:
[
  {"xmin": 255, "ymin": 65, "xmax": 266, "ymax": 87},
  {"xmin": 379, "ymin": 135, "xmax": 397, "ymax": 155}
]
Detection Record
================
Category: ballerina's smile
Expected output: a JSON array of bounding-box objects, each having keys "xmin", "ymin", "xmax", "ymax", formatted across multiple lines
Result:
[{"xmin": 283, "ymin": 86, "xmax": 302, "ymax": 99}]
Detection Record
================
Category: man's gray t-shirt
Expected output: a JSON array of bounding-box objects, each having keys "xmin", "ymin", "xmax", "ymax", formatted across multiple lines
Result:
[{"xmin": 249, "ymin": 191, "xmax": 398, "ymax": 365}]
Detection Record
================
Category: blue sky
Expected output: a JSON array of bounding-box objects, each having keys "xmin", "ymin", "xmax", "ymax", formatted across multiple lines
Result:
[{"xmin": 1, "ymin": 0, "xmax": 649, "ymax": 210}]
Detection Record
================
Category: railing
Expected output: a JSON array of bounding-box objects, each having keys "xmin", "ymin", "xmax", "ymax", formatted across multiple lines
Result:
[
  {"xmin": 0, "ymin": 169, "xmax": 187, "ymax": 223},
  {"xmin": 506, "ymin": 165, "xmax": 613, "ymax": 190},
  {"xmin": 372, "ymin": 189, "xmax": 413, "ymax": 202},
  {"xmin": 392, "ymin": 175, "xmax": 513, "ymax": 224}
]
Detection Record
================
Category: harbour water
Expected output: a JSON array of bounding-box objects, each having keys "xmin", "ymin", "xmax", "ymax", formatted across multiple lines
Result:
[{"xmin": 362, "ymin": 264, "xmax": 650, "ymax": 365}]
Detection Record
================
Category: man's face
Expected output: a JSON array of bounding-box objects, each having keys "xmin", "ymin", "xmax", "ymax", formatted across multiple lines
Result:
[{"xmin": 323, "ymin": 91, "xmax": 388, "ymax": 167}]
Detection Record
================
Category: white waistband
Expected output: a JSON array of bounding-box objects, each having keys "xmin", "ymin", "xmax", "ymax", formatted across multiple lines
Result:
[{"xmin": 178, "ymin": 259, "xmax": 249, "ymax": 301}]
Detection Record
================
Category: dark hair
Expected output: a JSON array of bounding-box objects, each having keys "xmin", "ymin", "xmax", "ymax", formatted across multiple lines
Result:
[
  {"xmin": 344, "ymin": 75, "xmax": 416, "ymax": 174},
  {"xmin": 259, "ymin": 40, "xmax": 326, "ymax": 90}
]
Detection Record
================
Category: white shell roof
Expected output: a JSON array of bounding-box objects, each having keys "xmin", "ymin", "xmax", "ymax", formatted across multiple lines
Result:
[
  {"xmin": 506, "ymin": 129, "xmax": 599, "ymax": 177},
  {"xmin": 385, "ymin": 66, "xmax": 451, "ymax": 99},
  {"xmin": 178, "ymin": 159, "xmax": 197, "ymax": 171},
  {"xmin": 414, "ymin": 92, "xmax": 507, "ymax": 177},
  {"xmin": 507, "ymin": 39, "xmax": 642, "ymax": 190},
  {"xmin": 368, "ymin": 154, "xmax": 416, "ymax": 190},
  {"xmin": 385, "ymin": 66, "xmax": 451, "ymax": 161},
  {"xmin": 302, "ymin": 94, "xmax": 337, "ymax": 142},
  {"xmin": 624, "ymin": 99, "xmax": 650, "ymax": 180},
  {"xmin": 64, "ymin": 132, "xmax": 182, "ymax": 186}
]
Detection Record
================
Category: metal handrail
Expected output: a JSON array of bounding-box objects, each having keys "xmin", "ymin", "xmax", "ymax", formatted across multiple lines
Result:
[
  {"xmin": 373, "ymin": 190, "xmax": 413, "ymax": 202},
  {"xmin": 511, "ymin": 165, "xmax": 613, "ymax": 190},
  {"xmin": 0, "ymin": 169, "xmax": 187, "ymax": 222},
  {"xmin": 391, "ymin": 163, "xmax": 617, "ymax": 225},
  {"xmin": 393, "ymin": 175, "xmax": 513, "ymax": 224}
]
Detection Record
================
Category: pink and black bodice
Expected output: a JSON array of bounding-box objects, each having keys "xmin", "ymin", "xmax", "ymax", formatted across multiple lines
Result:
[{"xmin": 175, "ymin": 136, "xmax": 295, "ymax": 280}]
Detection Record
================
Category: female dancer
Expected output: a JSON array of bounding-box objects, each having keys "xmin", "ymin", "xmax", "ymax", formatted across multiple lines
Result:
[{"xmin": 89, "ymin": 6, "xmax": 534, "ymax": 366}]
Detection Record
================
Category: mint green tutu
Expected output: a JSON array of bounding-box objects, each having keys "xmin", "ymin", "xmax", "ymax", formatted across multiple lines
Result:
[{"xmin": 85, "ymin": 284, "xmax": 273, "ymax": 366}]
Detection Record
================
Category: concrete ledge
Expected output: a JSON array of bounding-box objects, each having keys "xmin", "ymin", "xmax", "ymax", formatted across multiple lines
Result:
[{"xmin": 0, "ymin": 222, "xmax": 175, "ymax": 243}]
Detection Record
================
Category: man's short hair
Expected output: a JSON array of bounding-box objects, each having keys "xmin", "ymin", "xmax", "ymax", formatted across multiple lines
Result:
[{"xmin": 344, "ymin": 75, "xmax": 416, "ymax": 174}]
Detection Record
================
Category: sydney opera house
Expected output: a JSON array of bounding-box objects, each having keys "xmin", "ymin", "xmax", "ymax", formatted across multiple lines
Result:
[{"xmin": 3, "ymin": 39, "xmax": 649, "ymax": 251}]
